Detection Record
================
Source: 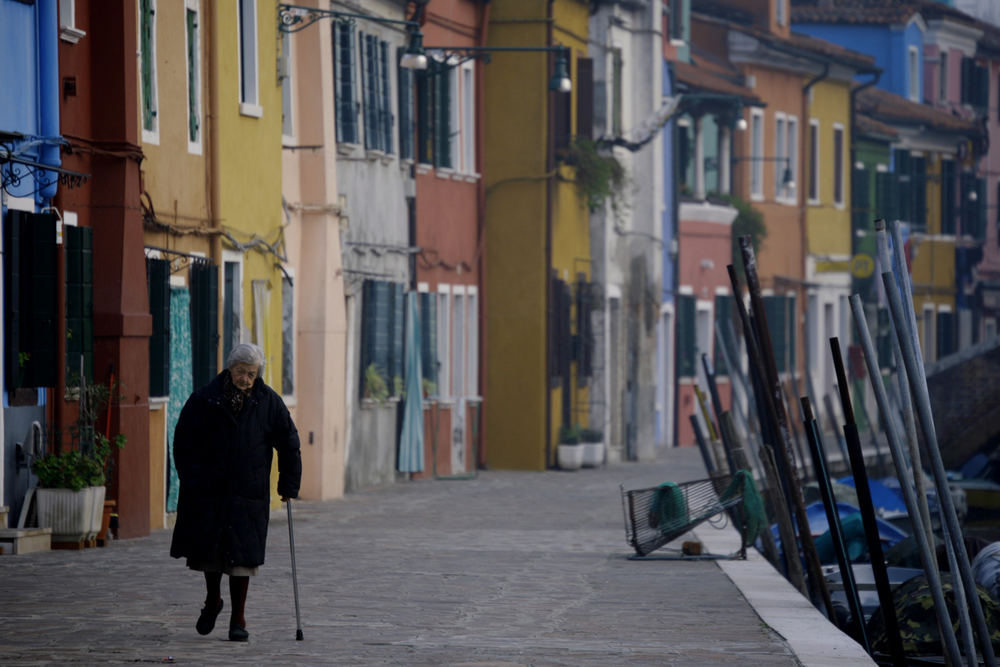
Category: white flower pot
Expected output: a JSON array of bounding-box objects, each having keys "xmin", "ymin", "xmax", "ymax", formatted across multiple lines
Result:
[
  {"xmin": 581, "ymin": 442, "xmax": 605, "ymax": 467},
  {"xmin": 36, "ymin": 486, "xmax": 105, "ymax": 543},
  {"xmin": 557, "ymin": 443, "xmax": 585, "ymax": 470}
]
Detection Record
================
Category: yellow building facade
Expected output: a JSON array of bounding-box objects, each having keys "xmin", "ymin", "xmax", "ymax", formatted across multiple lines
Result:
[{"xmin": 484, "ymin": 0, "xmax": 591, "ymax": 470}]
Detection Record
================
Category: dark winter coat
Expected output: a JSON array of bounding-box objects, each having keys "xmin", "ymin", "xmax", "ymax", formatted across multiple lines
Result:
[{"xmin": 169, "ymin": 371, "xmax": 301, "ymax": 568}]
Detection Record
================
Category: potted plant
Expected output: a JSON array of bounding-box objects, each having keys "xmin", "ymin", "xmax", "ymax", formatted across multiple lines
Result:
[
  {"xmin": 32, "ymin": 378, "xmax": 125, "ymax": 547},
  {"xmin": 580, "ymin": 427, "xmax": 605, "ymax": 468},
  {"xmin": 556, "ymin": 424, "xmax": 585, "ymax": 470},
  {"xmin": 363, "ymin": 363, "xmax": 390, "ymax": 405}
]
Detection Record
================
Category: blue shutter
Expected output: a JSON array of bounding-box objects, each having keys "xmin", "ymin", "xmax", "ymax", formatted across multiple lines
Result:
[
  {"xmin": 334, "ymin": 23, "xmax": 357, "ymax": 144},
  {"xmin": 189, "ymin": 261, "xmax": 219, "ymax": 389}
]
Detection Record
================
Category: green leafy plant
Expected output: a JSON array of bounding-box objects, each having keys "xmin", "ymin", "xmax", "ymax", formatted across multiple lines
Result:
[
  {"xmin": 558, "ymin": 423, "xmax": 582, "ymax": 445},
  {"xmin": 35, "ymin": 377, "xmax": 127, "ymax": 490},
  {"xmin": 422, "ymin": 378, "xmax": 437, "ymax": 398},
  {"xmin": 580, "ymin": 427, "xmax": 604, "ymax": 443},
  {"xmin": 719, "ymin": 193, "xmax": 767, "ymax": 270},
  {"xmin": 564, "ymin": 138, "xmax": 628, "ymax": 213},
  {"xmin": 364, "ymin": 363, "xmax": 389, "ymax": 404}
]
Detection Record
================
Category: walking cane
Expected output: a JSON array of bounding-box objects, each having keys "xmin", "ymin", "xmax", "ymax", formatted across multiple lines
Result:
[{"xmin": 286, "ymin": 498, "xmax": 304, "ymax": 640}]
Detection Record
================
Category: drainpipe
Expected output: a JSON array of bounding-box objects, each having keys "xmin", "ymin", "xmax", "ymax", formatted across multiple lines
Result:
[
  {"xmin": 206, "ymin": 0, "xmax": 222, "ymax": 367},
  {"xmin": 475, "ymin": 0, "xmax": 490, "ymax": 469},
  {"xmin": 38, "ymin": 0, "xmax": 60, "ymax": 202},
  {"xmin": 801, "ymin": 62, "xmax": 829, "ymax": 302},
  {"xmin": 544, "ymin": 1, "xmax": 555, "ymax": 468}
]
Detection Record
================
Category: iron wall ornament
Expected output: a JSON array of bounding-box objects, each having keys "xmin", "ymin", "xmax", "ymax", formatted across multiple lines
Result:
[{"xmin": 0, "ymin": 150, "xmax": 90, "ymax": 197}]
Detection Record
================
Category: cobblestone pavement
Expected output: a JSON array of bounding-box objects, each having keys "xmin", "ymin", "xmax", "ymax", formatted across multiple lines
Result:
[{"xmin": 0, "ymin": 447, "xmax": 825, "ymax": 666}]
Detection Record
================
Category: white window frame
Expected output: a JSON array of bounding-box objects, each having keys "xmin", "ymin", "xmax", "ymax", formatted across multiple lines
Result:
[
  {"xmin": 833, "ymin": 122, "xmax": 845, "ymax": 208},
  {"xmin": 908, "ymin": 45, "xmax": 920, "ymax": 102},
  {"xmin": 222, "ymin": 250, "xmax": 246, "ymax": 362},
  {"xmin": 237, "ymin": 0, "xmax": 262, "ymax": 117},
  {"xmin": 59, "ymin": 0, "xmax": 86, "ymax": 43},
  {"xmin": 774, "ymin": 113, "xmax": 787, "ymax": 201},
  {"xmin": 437, "ymin": 284, "xmax": 451, "ymax": 399},
  {"xmin": 750, "ymin": 108, "xmax": 764, "ymax": 201},
  {"xmin": 280, "ymin": 29, "xmax": 295, "ymax": 144},
  {"xmin": 776, "ymin": 0, "xmax": 786, "ymax": 27},
  {"xmin": 786, "ymin": 115, "xmax": 798, "ymax": 204},
  {"xmin": 808, "ymin": 119, "xmax": 820, "ymax": 205},
  {"xmin": 466, "ymin": 286, "xmax": 479, "ymax": 398},
  {"xmin": 139, "ymin": 0, "xmax": 159, "ymax": 144},
  {"xmin": 185, "ymin": 0, "xmax": 203, "ymax": 155},
  {"xmin": 460, "ymin": 61, "xmax": 476, "ymax": 176},
  {"xmin": 451, "ymin": 285, "xmax": 466, "ymax": 398},
  {"xmin": 280, "ymin": 265, "xmax": 296, "ymax": 402}
]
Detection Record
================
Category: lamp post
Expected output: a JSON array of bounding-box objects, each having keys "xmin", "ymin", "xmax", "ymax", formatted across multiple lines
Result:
[{"xmin": 419, "ymin": 44, "xmax": 573, "ymax": 92}]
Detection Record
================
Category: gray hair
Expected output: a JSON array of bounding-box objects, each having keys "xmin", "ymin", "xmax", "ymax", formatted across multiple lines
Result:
[{"xmin": 226, "ymin": 343, "xmax": 265, "ymax": 374}]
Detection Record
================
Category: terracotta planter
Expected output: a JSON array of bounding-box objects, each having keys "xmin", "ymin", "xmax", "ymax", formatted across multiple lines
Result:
[
  {"xmin": 36, "ymin": 486, "xmax": 105, "ymax": 544},
  {"xmin": 557, "ymin": 443, "xmax": 585, "ymax": 470}
]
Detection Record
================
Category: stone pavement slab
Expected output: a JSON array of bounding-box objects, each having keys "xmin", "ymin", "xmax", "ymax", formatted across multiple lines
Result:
[{"xmin": 0, "ymin": 446, "xmax": 871, "ymax": 666}]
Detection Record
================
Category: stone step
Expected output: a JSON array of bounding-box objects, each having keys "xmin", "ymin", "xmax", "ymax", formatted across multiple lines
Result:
[{"xmin": 0, "ymin": 527, "xmax": 52, "ymax": 555}]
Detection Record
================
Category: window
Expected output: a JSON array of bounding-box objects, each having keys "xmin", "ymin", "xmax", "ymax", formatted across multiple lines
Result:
[
  {"xmin": 939, "ymin": 52, "xmax": 948, "ymax": 102},
  {"xmin": 786, "ymin": 116, "xmax": 798, "ymax": 203},
  {"xmin": 937, "ymin": 309, "xmax": 955, "ymax": 358},
  {"xmin": 280, "ymin": 29, "xmax": 294, "ymax": 140},
  {"xmin": 222, "ymin": 252, "xmax": 244, "ymax": 364},
  {"xmin": 808, "ymin": 119, "xmax": 820, "ymax": 203},
  {"xmin": 611, "ymin": 49, "xmax": 623, "ymax": 137},
  {"xmin": 750, "ymin": 109, "xmax": 764, "ymax": 200},
  {"xmin": 961, "ymin": 56, "xmax": 989, "ymax": 108},
  {"xmin": 714, "ymin": 294, "xmax": 734, "ymax": 376},
  {"xmin": 776, "ymin": 0, "xmax": 786, "ymax": 26},
  {"xmin": 451, "ymin": 287, "xmax": 465, "ymax": 398},
  {"xmin": 695, "ymin": 301, "xmax": 713, "ymax": 372},
  {"xmin": 360, "ymin": 33, "xmax": 393, "ymax": 153},
  {"xmin": 417, "ymin": 60, "xmax": 454, "ymax": 168},
  {"xmin": 4, "ymin": 211, "xmax": 58, "ymax": 391},
  {"xmin": 461, "ymin": 62, "xmax": 475, "ymax": 173},
  {"xmin": 449, "ymin": 66, "xmax": 461, "ymax": 168},
  {"xmin": 941, "ymin": 159, "xmax": 956, "ymax": 234},
  {"xmin": 775, "ymin": 114, "xmax": 787, "ymax": 200},
  {"xmin": 281, "ymin": 272, "xmax": 294, "ymax": 396},
  {"xmin": 418, "ymin": 288, "xmax": 437, "ymax": 390},
  {"xmin": 333, "ymin": 22, "xmax": 358, "ymax": 143},
  {"xmin": 676, "ymin": 294, "xmax": 696, "ymax": 377},
  {"xmin": 908, "ymin": 46, "xmax": 919, "ymax": 102},
  {"xmin": 139, "ymin": 0, "xmax": 158, "ymax": 141},
  {"xmin": 66, "ymin": 223, "xmax": 94, "ymax": 387},
  {"xmin": 186, "ymin": 1, "xmax": 202, "ymax": 152},
  {"xmin": 189, "ymin": 260, "xmax": 218, "ymax": 389},
  {"xmin": 398, "ymin": 48, "xmax": 414, "ymax": 160},
  {"xmin": 359, "ymin": 280, "xmax": 405, "ymax": 399},
  {"xmin": 237, "ymin": 0, "xmax": 260, "ymax": 116},
  {"xmin": 833, "ymin": 124, "xmax": 844, "ymax": 207},
  {"xmin": 437, "ymin": 285, "xmax": 451, "ymax": 396},
  {"xmin": 668, "ymin": 0, "xmax": 684, "ymax": 42},
  {"xmin": 575, "ymin": 277, "xmax": 596, "ymax": 385},
  {"xmin": 467, "ymin": 286, "xmax": 479, "ymax": 396},
  {"xmin": 147, "ymin": 256, "xmax": 170, "ymax": 396},
  {"xmin": 764, "ymin": 293, "xmax": 796, "ymax": 373},
  {"xmin": 59, "ymin": 0, "xmax": 85, "ymax": 43}
]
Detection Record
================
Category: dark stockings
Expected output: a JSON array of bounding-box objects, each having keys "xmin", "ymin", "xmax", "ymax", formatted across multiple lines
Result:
[
  {"xmin": 229, "ymin": 575, "xmax": 249, "ymax": 629},
  {"xmin": 204, "ymin": 571, "xmax": 223, "ymax": 607}
]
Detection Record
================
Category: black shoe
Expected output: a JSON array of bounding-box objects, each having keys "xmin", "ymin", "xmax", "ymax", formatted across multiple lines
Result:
[
  {"xmin": 229, "ymin": 623, "xmax": 249, "ymax": 642},
  {"xmin": 196, "ymin": 598, "xmax": 224, "ymax": 635}
]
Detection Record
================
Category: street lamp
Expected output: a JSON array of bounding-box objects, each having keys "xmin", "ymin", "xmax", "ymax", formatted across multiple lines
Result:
[
  {"xmin": 278, "ymin": 3, "xmax": 427, "ymax": 69},
  {"xmin": 419, "ymin": 44, "xmax": 574, "ymax": 92}
]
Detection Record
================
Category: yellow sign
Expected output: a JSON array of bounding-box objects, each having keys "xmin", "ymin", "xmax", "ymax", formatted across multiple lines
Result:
[
  {"xmin": 815, "ymin": 254, "xmax": 875, "ymax": 279},
  {"xmin": 850, "ymin": 253, "xmax": 875, "ymax": 279}
]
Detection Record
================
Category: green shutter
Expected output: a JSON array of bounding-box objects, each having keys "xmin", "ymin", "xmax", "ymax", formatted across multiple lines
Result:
[
  {"xmin": 941, "ymin": 159, "xmax": 956, "ymax": 234},
  {"xmin": 66, "ymin": 225, "xmax": 94, "ymax": 386},
  {"xmin": 147, "ymin": 258, "xmax": 171, "ymax": 396},
  {"xmin": 434, "ymin": 61, "xmax": 452, "ymax": 168},
  {"xmin": 416, "ymin": 69, "xmax": 432, "ymax": 163},
  {"xmin": 390, "ymin": 282, "xmax": 405, "ymax": 394},
  {"xmin": 977, "ymin": 177, "xmax": 987, "ymax": 241},
  {"xmin": 398, "ymin": 49, "xmax": 414, "ymax": 160},
  {"xmin": 714, "ymin": 295, "xmax": 734, "ymax": 376},
  {"xmin": 380, "ymin": 41, "xmax": 392, "ymax": 154},
  {"xmin": 189, "ymin": 261, "xmax": 218, "ymax": 389},
  {"xmin": 876, "ymin": 171, "xmax": 899, "ymax": 223},
  {"xmin": 912, "ymin": 156, "xmax": 926, "ymax": 230},
  {"xmin": 677, "ymin": 295, "xmax": 696, "ymax": 378},
  {"xmin": 763, "ymin": 295, "xmax": 788, "ymax": 373},
  {"xmin": 334, "ymin": 23, "xmax": 357, "ymax": 144}
]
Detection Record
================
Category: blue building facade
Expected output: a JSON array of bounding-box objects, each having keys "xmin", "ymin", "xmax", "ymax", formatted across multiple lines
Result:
[{"xmin": 1, "ymin": 0, "xmax": 64, "ymax": 525}]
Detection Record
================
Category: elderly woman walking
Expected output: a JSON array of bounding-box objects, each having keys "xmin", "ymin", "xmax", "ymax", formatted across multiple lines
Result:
[{"xmin": 170, "ymin": 343, "xmax": 302, "ymax": 642}]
